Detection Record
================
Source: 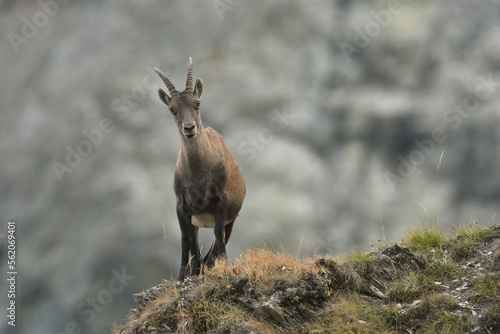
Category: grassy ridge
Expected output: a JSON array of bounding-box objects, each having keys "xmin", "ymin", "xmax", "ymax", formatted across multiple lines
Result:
[{"xmin": 113, "ymin": 223, "xmax": 500, "ymax": 333}]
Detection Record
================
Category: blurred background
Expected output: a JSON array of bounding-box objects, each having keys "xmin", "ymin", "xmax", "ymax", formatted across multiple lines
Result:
[{"xmin": 1, "ymin": 0, "xmax": 500, "ymax": 333}]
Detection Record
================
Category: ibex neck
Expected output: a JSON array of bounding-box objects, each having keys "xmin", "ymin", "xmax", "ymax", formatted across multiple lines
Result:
[{"xmin": 179, "ymin": 126, "xmax": 209, "ymax": 165}]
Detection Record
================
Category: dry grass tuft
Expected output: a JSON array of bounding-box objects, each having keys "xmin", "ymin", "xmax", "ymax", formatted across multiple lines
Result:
[{"xmin": 209, "ymin": 246, "xmax": 319, "ymax": 290}]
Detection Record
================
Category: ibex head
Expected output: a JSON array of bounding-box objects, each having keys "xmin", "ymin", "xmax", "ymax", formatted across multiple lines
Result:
[{"xmin": 155, "ymin": 57, "xmax": 204, "ymax": 139}]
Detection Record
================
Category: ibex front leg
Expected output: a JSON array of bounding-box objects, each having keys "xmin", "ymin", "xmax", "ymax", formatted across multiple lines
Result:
[{"xmin": 176, "ymin": 206, "xmax": 192, "ymax": 282}]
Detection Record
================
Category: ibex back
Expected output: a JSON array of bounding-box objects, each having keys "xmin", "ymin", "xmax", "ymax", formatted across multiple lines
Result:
[{"xmin": 155, "ymin": 58, "xmax": 246, "ymax": 281}]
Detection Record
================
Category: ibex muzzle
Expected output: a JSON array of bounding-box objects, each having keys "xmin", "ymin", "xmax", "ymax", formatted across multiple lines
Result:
[{"xmin": 155, "ymin": 58, "xmax": 246, "ymax": 281}]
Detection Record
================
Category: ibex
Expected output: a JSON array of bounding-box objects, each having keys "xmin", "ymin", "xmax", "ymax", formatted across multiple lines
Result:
[{"xmin": 155, "ymin": 58, "xmax": 246, "ymax": 281}]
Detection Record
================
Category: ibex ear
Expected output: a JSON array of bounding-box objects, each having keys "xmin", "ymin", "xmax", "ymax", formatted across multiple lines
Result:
[
  {"xmin": 194, "ymin": 78, "xmax": 203, "ymax": 99},
  {"xmin": 158, "ymin": 88, "xmax": 171, "ymax": 106}
]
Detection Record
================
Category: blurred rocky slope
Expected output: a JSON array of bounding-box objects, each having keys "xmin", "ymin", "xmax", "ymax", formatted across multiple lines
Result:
[{"xmin": 0, "ymin": 0, "xmax": 499, "ymax": 333}]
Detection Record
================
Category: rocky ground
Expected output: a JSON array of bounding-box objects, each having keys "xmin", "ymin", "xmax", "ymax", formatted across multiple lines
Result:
[{"xmin": 113, "ymin": 224, "xmax": 500, "ymax": 333}]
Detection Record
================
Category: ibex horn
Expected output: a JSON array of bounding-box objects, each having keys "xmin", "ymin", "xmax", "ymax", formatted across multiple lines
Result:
[
  {"xmin": 154, "ymin": 67, "xmax": 177, "ymax": 95},
  {"xmin": 185, "ymin": 57, "xmax": 193, "ymax": 91}
]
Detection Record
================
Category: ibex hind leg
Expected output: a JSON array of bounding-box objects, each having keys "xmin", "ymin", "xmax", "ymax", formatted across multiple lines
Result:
[
  {"xmin": 189, "ymin": 226, "xmax": 202, "ymax": 276},
  {"xmin": 177, "ymin": 225, "xmax": 191, "ymax": 281},
  {"xmin": 202, "ymin": 220, "xmax": 235, "ymax": 269},
  {"xmin": 224, "ymin": 219, "xmax": 235, "ymax": 244}
]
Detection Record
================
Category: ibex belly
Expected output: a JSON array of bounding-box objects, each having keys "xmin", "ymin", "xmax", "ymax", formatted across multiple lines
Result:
[{"xmin": 191, "ymin": 213, "xmax": 230, "ymax": 228}]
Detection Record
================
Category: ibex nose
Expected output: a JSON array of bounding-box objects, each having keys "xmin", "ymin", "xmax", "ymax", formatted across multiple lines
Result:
[
  {"xmin": 183, "ymin": 122, "xmax": 196, "ymax": 138},
  {"xmin": 184, "ymin": 124, "xmax": 196, "ymax": 132}
]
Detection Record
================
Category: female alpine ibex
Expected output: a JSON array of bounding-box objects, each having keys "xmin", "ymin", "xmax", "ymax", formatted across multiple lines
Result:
[{"xmin": 155, "ymin": 58, "xmax": 246, "ymax": 281}]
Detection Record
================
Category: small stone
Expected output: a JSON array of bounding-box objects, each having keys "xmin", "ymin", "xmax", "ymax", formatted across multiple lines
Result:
[
  {"xmin": 262, "ymin": 301, "xmax": 274, "ymax": 308},
  {"xmin": 458, "ymin": 301, "xmax": 469, "ymax": 308},
  {"xmin": 369, "ymin": 285, "xmax": 388, "ymax": 299},
  {"xmin": 259, "ymin": 301, "xmax": 286, "ymax": 326},
  {"xmin": 270, "ymin": 292, "xmax": 280, "ymax": 303},
  {"xmin": 411, "ymin": 300, "xmax": 421, "ymax": 307}
]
